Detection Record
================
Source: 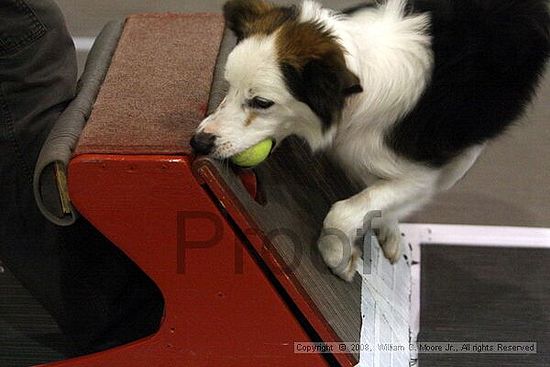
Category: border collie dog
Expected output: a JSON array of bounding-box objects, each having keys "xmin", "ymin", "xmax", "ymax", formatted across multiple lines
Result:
[{"xmin": 191, "ymin": 0, "xmax": 550, "ymax": 281}]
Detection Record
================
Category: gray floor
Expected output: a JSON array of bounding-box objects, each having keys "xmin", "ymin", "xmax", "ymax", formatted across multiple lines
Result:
[
  {"xmin": 59, "ymin": 0, "xmax": 362, "ymax": 72},
  {"xmin": 0, "ymin": 263, "xmax": 71, "ymax": 367},
  {"xmin": 56, "ymin": 0, "xmax": 360, "ymax": 38}
]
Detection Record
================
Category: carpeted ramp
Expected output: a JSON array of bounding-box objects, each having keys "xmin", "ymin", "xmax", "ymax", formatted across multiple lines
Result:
[{"xmin": 75, "ymin": 13, "xmax": 225, "ymax": 155}]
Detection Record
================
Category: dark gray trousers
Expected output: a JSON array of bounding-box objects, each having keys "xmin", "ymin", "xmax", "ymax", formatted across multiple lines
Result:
[{"xmin": 0, "ymin": 0, "xmax": 162, "ymax": 355}]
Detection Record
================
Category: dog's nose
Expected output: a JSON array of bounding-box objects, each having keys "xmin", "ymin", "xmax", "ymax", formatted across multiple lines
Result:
[{"xmin": 190, "ymin": 132, "xmax": 216, "ymax": 155}]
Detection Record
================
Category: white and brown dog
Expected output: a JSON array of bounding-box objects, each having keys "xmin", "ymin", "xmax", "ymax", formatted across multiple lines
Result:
[{"xmin": 191, "ymin": 0, "xmax": 550, "ymax": 281}]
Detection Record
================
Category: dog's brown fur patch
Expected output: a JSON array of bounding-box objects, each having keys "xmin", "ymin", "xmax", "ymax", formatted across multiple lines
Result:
[
  {"xmin": 245, "ymin": 111, "xmax": 257, "ymax": 126},
  {"xmin": 224, "ymin": 0, "xmax": 346, "ymax": 70},
  {"xmin": 275, "ymin": 19, "xmax": 361, "ymax": 99},
  {"xmin": 276, "ymin": 21, "xmax": 345, "ymax": 70},
  {"xmin": 249, "ymin": 6, "xmax": 296, "ymax": 35}
]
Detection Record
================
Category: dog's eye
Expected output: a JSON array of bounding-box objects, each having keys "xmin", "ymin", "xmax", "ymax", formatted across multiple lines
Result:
[{"xmin": 248, "ymin": 97, "xmax": 274, "ymax": 109}]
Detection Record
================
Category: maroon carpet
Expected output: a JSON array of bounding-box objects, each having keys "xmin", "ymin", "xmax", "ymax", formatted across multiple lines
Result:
[{"xmin": 75, "ymin": 13, "xmax": 224, "ymax": 155}]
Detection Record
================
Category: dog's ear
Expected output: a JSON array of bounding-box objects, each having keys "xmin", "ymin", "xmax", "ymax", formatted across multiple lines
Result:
[
  {"xmin": 282, "ymin": 59, "xmax": 363, "ymax": 128},
  {"xmin": 223, "ymin": 0, "xmax": 274, "ymax": 40}
]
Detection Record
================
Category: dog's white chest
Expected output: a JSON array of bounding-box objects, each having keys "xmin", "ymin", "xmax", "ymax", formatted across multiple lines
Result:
[{"xmin": 330, "ymin": 126, "xmax": 403, "ymax": 186}]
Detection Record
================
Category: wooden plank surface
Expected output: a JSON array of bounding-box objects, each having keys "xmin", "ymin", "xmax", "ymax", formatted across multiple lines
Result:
[{"xmin": 419, "ymin": 245, "xmax": 550, "ymax": 367}]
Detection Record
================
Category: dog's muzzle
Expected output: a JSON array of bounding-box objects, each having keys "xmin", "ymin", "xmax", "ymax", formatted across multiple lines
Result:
[{"xmin": 190, "ymin": 132, "xmax": 216, "ymax": 155}]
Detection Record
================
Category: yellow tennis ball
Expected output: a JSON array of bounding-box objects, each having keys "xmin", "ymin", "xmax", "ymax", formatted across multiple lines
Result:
[{"xmin": 231, "ymin": 139, "xmax": 273, "ymax": 167}]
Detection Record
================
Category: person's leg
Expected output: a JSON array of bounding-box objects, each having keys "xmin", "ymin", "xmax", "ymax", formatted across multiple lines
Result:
[{"xmin": 0, "ymin": 0, "xmax": 163, "ymax": 354}]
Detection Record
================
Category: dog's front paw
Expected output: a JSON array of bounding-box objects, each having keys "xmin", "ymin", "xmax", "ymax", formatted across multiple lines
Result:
[
  {"xmin": 378, "ymin": 224, "xmax": 402, "ymax": 263},
  {"xmin": 318, "ymin": 230, "xmax": 361, "ymax": 282},
  {"xmin": 319, "ymin": 200, "xmax": 363, "ymax": 281}
]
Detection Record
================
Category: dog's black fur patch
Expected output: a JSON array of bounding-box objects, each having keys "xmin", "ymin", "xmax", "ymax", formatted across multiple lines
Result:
[
  {"xmin": 386, "ymin": 0, "xmax": 550, "ymax": 166},
  {"xmin": 281, "ymin": 59, "xmax": 362, "ymax": 129}
]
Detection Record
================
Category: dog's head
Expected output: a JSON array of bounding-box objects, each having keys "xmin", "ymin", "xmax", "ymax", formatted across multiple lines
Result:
[{"xmin": 191, "ymin": 0, "xmax": 362, "ymax": 159}]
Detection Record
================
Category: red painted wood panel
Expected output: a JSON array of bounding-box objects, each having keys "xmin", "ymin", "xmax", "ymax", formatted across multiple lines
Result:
[{"xmin": 40, "ymin": 155, "xmax": 328, "ymax": 367}]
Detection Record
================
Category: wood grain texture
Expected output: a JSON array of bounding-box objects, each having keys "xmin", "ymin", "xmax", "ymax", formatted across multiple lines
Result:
[{"xmin": 419, "ymin": 245, "xmax": 550, "ymax": 367}]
